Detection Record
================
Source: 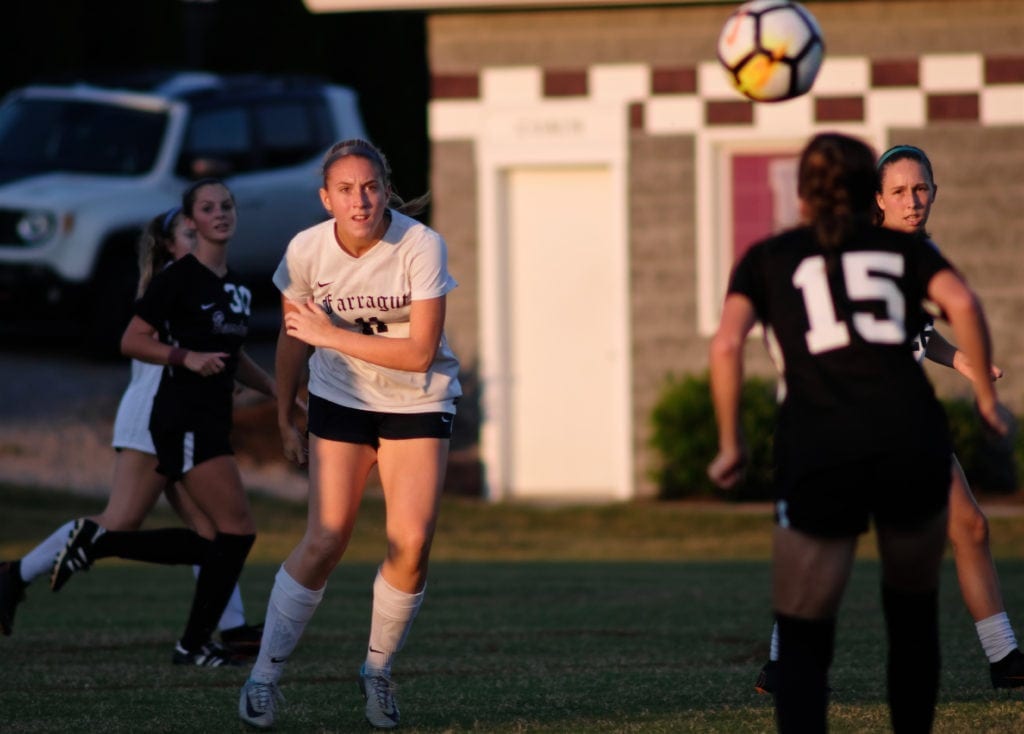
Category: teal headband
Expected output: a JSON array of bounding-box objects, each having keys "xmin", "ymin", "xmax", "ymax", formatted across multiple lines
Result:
[{"xmin": 877, "ymin": 144, "xmax": 928, "ymax": 170}]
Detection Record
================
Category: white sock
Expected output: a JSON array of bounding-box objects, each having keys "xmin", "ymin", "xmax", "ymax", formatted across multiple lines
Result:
[
  {"xmin": 769, "ymin": 622, "xmax": 780, "ymax": 662},
  {"xmin": 249, "ymin": 565, "xmax": 324, "ymax": 684},
  {"xmin": 976, "ymin": 612, "xmax": 1018, "ymax": 663},
  {"xmin": 192, "ymin": 564, "xmax": 246, "ymax": 631},
  {"xmin": 365, "ymin": 568, "xmax": 425, "ymax": 675},
  {"xmin": 20, "ymin": 521, "xmax": 76, "ymax": 583}
]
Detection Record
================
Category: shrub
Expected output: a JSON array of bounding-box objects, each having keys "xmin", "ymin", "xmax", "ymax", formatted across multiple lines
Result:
[
  {"xmin": 649, "ymin": 374, "xmax": 1021, "ymax": 500},
  {"xmin": 649, "ymin": 373, "xmax": 776, "ymax": 501}
]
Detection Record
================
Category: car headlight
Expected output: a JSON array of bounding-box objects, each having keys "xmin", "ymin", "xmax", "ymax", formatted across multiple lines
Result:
[{"xmin": 16, "ymin": 210, "xmax": 58, "ymax": 243}]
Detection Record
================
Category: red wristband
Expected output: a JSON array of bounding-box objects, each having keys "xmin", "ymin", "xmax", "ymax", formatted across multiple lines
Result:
[{"xmin": 168, "ymin": 347, "xmax": 188, "ymax": 367}]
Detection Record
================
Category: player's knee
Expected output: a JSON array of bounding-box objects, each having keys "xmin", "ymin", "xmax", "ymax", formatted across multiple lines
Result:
[
  {"xmin": 303, "ymin": 527, "xmax": 349, "ymax": 566},
  {"xmin": 950, "ymin": 505, "xmax": 990, "ymax": 550}
]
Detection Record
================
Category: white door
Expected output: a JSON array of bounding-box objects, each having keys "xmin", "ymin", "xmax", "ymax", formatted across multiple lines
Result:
[{"xmin": 503, "ymin": 165, "xmax": 622, "ymax": 498}]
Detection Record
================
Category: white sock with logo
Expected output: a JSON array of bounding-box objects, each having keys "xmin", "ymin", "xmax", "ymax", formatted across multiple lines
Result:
[
  {"xmin": 976, "ymin": 612, "xmax": 1018, "ymax": 663},
  {"xmin": 20, "ymin": 521, "xmax": 76, "ymax": 583},
  {"xmin": 365, "ymin": 568, "xmax": 424, "ymax": 675},
  {"xmin": 249, "ymin": 565, "xmax": 324, "ymax": 684}
]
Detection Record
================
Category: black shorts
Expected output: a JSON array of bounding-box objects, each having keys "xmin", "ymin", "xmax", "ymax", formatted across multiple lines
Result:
[
  {"xmin": 307, "ymin": 393, "xmax": 455, "ymax": 447},
  {"xmin": 150, "ymin": 426, "xmax": 234, "ymax": 480},
  {"xmin": 775, "ymin": 450, "xmax": 951, "ymax": 538}
]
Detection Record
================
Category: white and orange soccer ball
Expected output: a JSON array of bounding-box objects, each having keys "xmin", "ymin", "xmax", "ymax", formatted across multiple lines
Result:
[{"xmin": 717, "ymin": 0, "xmax": 825, "ymax": 103}]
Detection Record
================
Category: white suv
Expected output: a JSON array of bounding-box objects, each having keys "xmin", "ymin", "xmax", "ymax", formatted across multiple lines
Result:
[{"xmin": 0, "ymin": 71, "xmax": 366, "ymax": 352}]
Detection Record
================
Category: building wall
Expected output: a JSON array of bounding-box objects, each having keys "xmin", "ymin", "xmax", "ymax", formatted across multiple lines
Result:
[{"xmin": 427, "ymin": 0, "xmax": 1024, "ymax": 498}]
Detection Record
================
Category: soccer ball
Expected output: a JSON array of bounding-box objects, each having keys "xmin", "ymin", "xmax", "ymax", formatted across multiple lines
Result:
[{"xmin": 717, "ymin": 0, "xmax": 825, "ymax": 103}]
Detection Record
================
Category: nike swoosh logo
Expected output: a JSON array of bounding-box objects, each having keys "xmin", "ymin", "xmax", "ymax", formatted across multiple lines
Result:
[
  {"xmin": 317, "ymin": 281, "xmax": 333, "ymax": 288},
  {"xmin": 270, "ymin": 656, "xmax": 288, "ymax": 663},
  {"xmin": 441, "ymin": 416, "xmax": 451, "ymax": 424},
  {"xmin": 201, "ymin": 302, "xmax": 216, "ymax": 310}
]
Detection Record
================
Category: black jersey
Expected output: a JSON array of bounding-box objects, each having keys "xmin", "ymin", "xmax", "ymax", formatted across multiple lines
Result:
[
  {"xmin": 135, "ymin": 253, "xmax": 251, "ymax": 431},
  {"xmin": 728, "ymin": 224, "xmax": 953, "ymax": 478}
]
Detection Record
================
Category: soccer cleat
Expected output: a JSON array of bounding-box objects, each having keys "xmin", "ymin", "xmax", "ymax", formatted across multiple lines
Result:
[
  {"xmin": 220, "ymin": 622, "xmax": 263, "ymax": 657},
  {"xmin": 172, "ymin": 640, "xmax": 243, "ymax": 667},
  {"xmin": 50, "ymin": 518, "xmax": 105, "ymax": 592},
  {"xmin": 754, "ymin": 659, "xmax": 777, "ymax": 694},
  {"xmin": 990, "ymin": 647, "xmax": 1024, "ymax": 688},
  {"xmin": 359, "ymin": 663, "xmax": 400, "ymax": 729},
  {"xmin": 0, "ymin": 560, "xmax": 28, "ymax": 636},
  {"xmin": 239, "ymin": 678, "xmax": 284, "ymax": 729}
]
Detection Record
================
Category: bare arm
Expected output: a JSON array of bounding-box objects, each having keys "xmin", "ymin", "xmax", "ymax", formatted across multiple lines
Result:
[
  {"xmin": 235, "ymin": 348, "xmax": 277, "ymax": 399},
  {"xmin": 276, "ymin": 297, "xmax": 312, "ymax": 466},
  {"xmin": 120, "ymin": 315, "xmax": 228, "ymax": 377},
  {"xmin": 927, "ymin": 270, "xmax": 1008, "ymax": 435},
  {"xmin": 283, "ymin": 296, "xmax": 446, "ymax": 373},
  {"xmin": 707, "ymin": 294, "xmax": 758, "ymax": 489}
]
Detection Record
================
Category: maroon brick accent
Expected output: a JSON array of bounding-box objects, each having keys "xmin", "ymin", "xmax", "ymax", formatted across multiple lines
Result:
[
  {"xmin": 543, "ymin": 69, "xmax": 588, "ymax": 97},
  {"xmin": 872, "ymin": 59, "xmax": 919, "ymax": 87},
  {"xmin": 986, "ymin": 55, "xmax": 1024, "ymax": 84},
  {"xmin": 927, "ymin": 93, "xmax": 980, "ymax": 121},
  {"xmin": 651, "ymin": 67, "xmax": 698, "ymax": 95},
  {"xmin": 431, "ymin": 73, "xmax": 480, "ymax": 100},
  {"xmin": 815, "ymin": 96, "xmax": 865, "ymax": 122},
  {"xmin": 705, "ymin": 100, "xmax": 753, "ymax": 125},
  {"xmin": 629, "ymin": 102, "xmax": 644, "ymax": 130}
]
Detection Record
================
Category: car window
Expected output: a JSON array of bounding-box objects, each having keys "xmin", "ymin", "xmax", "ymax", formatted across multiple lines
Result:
[
  {"xmin": 178, "ymin": 105, "xmax": 254, "ymax": 176},
  {"xmin": 254, "ymin": 100, "xmax": 331, "ymax": 169},
  {"xmin": 0, "ymin": 98, "xmax": 167, "ymax": 176}
]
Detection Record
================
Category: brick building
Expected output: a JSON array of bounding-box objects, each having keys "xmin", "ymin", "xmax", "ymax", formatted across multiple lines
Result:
[{"xmin": 307, "ymin": 0, "xmax": 1024, "ymax": 501}]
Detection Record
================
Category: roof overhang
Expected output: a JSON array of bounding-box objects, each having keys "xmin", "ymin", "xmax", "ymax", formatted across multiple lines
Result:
[{"xmin": 304, "ymin": 0, "xmax": 717, "ymax": 12}]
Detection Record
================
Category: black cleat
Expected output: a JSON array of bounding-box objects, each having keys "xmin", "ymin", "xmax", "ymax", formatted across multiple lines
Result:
[
  {"xmin": 220, "ymin": 622, "xmax": 263, "ymax": 657},
  {"xmin": 51, "ymin": 518, "xmax": 105, "ymax": 592},
  {"xmin": 172, "ymin": 640, "xmax": 244, "ymax": 667},
  {"xmin": 754, "ymin": 659, "xmax": 777, "ymax": 694},
  {"xmin": 991, "ymin": 648, "xmax": 1024, "ymax": 688},
  {"xmin": 0, "ymin": 560, "xmax": 27, "ymax": 636}
]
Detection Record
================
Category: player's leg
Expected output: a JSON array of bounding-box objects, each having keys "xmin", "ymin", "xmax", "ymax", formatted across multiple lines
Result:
[
  {"xmin": 355, "ymin": 436, "xmax": 448, "ymax": 729},
  {"xmin": 772, "ymin": 525, "xmax": 856, "ymax": 734},
  {"xmin": 17, "ymin": 449, "xmax": 165, "ymax": 593},
  {"xmin": 171, "ymin": 454, "xmax": 255, "ymax": 663},
  {"xmin": 241, "ymin": 436, "xmax": 375, "ymax": 728},
  {"xmin": 946, "ymin": 455, "xmax": 1024, "ymax": 686},
  {"xmin": 876, "ymin": 508, "xmax": 948, "ymax": 734}
]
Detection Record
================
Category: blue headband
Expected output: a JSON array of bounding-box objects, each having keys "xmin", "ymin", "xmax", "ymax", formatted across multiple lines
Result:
[
  {"xmin": 877, "ymin": 145, "xmax": 927, "ymax": 170},
  {"xmin": 161, "ymin": 206, "xmax": 181, "ymax": 236}
]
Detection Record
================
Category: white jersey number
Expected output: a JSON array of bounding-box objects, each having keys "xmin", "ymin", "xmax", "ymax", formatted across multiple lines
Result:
[{"xmin": 793, "ymin": 252, "xmax": 906, "ymax": 355}]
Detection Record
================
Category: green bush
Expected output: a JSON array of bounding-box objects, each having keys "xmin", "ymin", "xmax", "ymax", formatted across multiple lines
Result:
[
  {"xmin": 943, "ymin": 398, "xmax": 1020, "ymax": 494},
  {"xmin": 649, "ymin": 374, "xmax": 1022, "ymax": 500},
  {"xmin": 649, "ymin": 373, "xmax": 776, "ymax": 501}
]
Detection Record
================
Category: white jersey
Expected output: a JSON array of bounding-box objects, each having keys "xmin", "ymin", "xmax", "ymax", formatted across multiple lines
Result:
[
  {"xmin": 273, "ymin": 209, "xmax": 462, "ymax": 413},
  {"xmin": 111, "ymin": 359, "xmax": 161, "ymax": 453}
]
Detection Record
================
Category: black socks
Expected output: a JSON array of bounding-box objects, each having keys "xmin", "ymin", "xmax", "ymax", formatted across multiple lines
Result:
[
  {"xmin": 882, "ymin": 584, "xmax": 940, "ymax": 734},
  {"xmin": 92, "ymin": 528, "xmax": 211, "ymax": 565},
  {"xmin": 774, "ymin": 612, "xmax": 835, "ymax": 734},
  {"xmin": 179, "ymin": 532, "xmax": 255, "ymax": 652}
]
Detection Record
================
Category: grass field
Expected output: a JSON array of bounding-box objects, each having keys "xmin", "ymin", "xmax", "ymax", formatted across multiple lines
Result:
[{"xmin": 3, "ymin": 484, "xmax": 1024, "ymax": 732}]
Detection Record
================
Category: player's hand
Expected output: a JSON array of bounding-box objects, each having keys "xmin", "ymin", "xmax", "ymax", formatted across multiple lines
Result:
[
  {"xmin": 280, "ymin": 423, "xmax": 309, "ymax": 467},
  {"xmin": 184, "ymin": 351, "xmax": 229, "ymax": 377},
  {"xmin": 977, "ymin": 399, "xmax": 1013, "ymax": 443},
  {"xmin": 954, "ymin": 351, "xmax": 1003, "ymax": 382},
  {"xmin": 708, "ymin": 446, "xmax": 748, "ymax": 490},
  {"xmin": 284, "ymin": 299, "xmax": 336, "ymax": 349}
]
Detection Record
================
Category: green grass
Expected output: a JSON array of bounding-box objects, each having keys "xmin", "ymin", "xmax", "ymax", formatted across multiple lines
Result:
[{"xmin": 3, "ymin": 484, "xmax": 1024, "ymax": 732}]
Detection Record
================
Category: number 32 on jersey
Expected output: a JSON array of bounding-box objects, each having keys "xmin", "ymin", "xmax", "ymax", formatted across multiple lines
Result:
[{"xmin": 793, "ymin": 252, "xmax": 906, "ymax": 354}]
